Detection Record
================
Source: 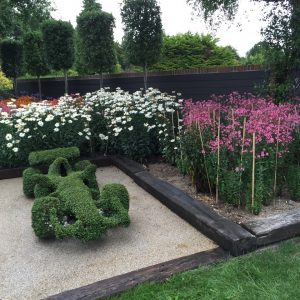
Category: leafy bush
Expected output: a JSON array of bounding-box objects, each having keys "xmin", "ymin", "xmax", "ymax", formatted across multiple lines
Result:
[
  {"xmin": 23, "ymin": 167, "xmax": 41, "ymax": 197},
  {"xmin": 0, "ymin": 70, "xmax": 13, "ymax": 90},
  {"xmin": 152, "ymin": 33, "xmax": 240, "ymax": 71},
  {"xmin": 29, "ymin": 146, "xmax": 80, "ymax": 166},
  {"xmin": 0, "ymin": 88, "xmax": 181, "ymax": 167},
  {"xmin": 178, "ymin": 93, "xmax": 300, "ymax": 214},
  {"xmin": 26, "ymin": 148, "xmax": 130, "ymax": 241},
  {"xmin": 101, "ymin": 183, "xmax": 130, "ymax": 211},
  {"xmin": 287, "ymin": 165, "xmax": 300, "ymax": 201}
]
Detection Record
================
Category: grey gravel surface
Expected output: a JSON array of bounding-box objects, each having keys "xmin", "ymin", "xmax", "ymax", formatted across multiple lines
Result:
[{"xmin": 0, "ymin": 166, "xmax": 217, "ymax": 300}]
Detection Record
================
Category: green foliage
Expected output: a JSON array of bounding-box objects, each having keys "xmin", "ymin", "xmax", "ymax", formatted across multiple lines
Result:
[
  {"xmin": 287, "ymin": 165, "xmax": 300, "ymax": 201},
  {"xmin": 121, "ymin": 0, "xmax": 163, "ymax": 88},
  {"xmin": 0, "ymin": 39, "xmax": 23, "ymax": 79},
  {"xmin": 0, "ymin": 89, "xmax": 180, "ymax": 168},
  {"xmin": 114, "ymin": 42, "xmax": 131, "ymax": 71},
  {"xmin": 31, "ymin": 196, "xmax": 63, "ymax": 239},
  {"xmin": 82, "ymin": 0, "xmax": 102, "ymax": 11},
  {"xmin": 187, "ymin": 0, "xmax": 300, "ymax": 102},
  {"xmin": 219, "ymin": 170, "xmax": 242, "ymax": 206},
  {"xmin": 242, "ymin": 41, "xmax": 268, "ymax": 65},
  {"xmin": 75, "ymin": 0, "xmax": 102, "ymax": 75},
  {"xmin": 110, "ymin": 239, "xmax": 300, "ymax": 300},
  {"xmin": 109, "ymin": 114, "xmax": 160, "ymax": 161},
  {"xmin": 0, "ymin": 70, "xmax": 13, "ymax": 90},
  {"xmin": 152, "ymin": 33, "xmax": 240, "ymax": 71},
  {"xmin": 0, "ymin": 70, "xmax": 13, "ymax": 98},
  {"xmin": 41, "ymin": 20, "xmax": 75, "ymax": 72},
  {"xmin": 23, "ymin": 167, "xmax": 41, "ymax": 197},
  {"xmin": 25, "ymin": 148, "xmax": 130, "ymax": 241},
  {"xmin": 246, "ymin": 163, "xmax": 273, "ymax": 214},
  {"xmin": 28, "ymin": 147, "xmax": 80, "ymax": 167},
  {"xmin": 76, "ymin": 9, "xmax": 116, "ymax": 78},
  {"xmin": 23, "ymin": 30, "xmax": 49, "ymax": 99},
  {"xmin": 0, "ymin": 0, "xmax": 53, "ymax": 40},
  {"xmin": 23, "ymin": 31, "xmax": 48, "ymax": 77},
  {"xmin": 101, "ymin": 183, "xmax": 130, "ymax": 211}
]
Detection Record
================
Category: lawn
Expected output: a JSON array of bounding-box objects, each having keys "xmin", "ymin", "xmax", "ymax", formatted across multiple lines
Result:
[{"xmin": 109, "ymin": 239, "xmax": 300, "ymax": 300}]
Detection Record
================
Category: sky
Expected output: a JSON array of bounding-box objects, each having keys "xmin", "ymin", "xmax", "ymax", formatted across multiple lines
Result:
[{"xmin": 51, "ymin": 0, "xmax": 268, "ymax": 57}]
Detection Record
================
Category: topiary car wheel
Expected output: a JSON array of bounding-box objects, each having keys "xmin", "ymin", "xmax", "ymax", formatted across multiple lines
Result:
[{"xmin": 31, "ymin": 196, "xmax": 62, "ymax": 239}]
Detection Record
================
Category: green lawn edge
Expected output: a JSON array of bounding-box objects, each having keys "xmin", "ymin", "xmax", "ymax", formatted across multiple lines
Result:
[{"xmin": 108, "ymin": 239, "xmax": 300, "ymax": 300}]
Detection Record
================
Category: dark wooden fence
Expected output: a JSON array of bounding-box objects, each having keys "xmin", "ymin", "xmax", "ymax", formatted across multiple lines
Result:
[{"xmin": 17, "ymin": 65, "xmax": 268, "ymax": 100}]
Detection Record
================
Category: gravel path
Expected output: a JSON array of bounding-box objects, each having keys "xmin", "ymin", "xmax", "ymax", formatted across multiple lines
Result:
[{"xmin": 0, "ymin": 166, "xmax": 217, "ymax": 300}]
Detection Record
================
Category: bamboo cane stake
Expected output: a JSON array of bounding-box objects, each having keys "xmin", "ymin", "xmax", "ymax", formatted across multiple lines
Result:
[
  {"xmin": 197, "ymin": 122, "xmax": 212, "ymax": 196},
  {"xmin": 216, "ymin": 111, "xmax": 221, "ymax": 204},
  {"xmin": 251, "ymin": 132, "xmax": 256, "ymax": 212},
  {"xmin": 273, "ymin": 118, "xmax": 281, "ymax": 204}
]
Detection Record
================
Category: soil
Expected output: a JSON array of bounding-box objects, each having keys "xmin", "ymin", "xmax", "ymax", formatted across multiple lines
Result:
[{"xmin": 147, "ymin": 160, "xmax": 300, "ymax": 224}]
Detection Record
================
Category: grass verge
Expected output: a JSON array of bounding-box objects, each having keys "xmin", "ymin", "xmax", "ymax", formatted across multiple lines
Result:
[{"xmin": 109, "ymin": 239, "xmax": 300, "ymax": 300}]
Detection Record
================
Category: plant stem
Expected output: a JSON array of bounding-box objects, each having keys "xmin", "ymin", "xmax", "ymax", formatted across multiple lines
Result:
[
  {"xmin": 274, "ymin": 118, "xmax": 281, "ymax": 204},
  {"xmin": 252, "ymin": 132, "xmax": 256, "ymax": 212},
  {"xmin": 216, "ymin": 111, "xmax": 221, "ymax": 204},
  {"xmin": 198, "ymin": 122, "xmax": 212, "ymax": 196},
  {"xmin": 177, "ymin": 110, "xmax": 183, "ymax": 159},
  {"xmin": 239, "ymin": 117, "xmax": 247, "ymax": 207}
]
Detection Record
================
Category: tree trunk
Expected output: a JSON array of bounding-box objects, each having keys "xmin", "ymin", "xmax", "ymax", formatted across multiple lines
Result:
[
  {"xmin": 99, "ymin": 73, "xmax": 104, "ymax": 89},
  {"xmin": 38, "ymin": 75, "xmax": 42, "ymax": 101},
  {"xmin": 14, "ymin": 77, "xmax": 18, "ymax": 97},
  {"xmin": 64, "ymin": 69, "xmax": 68, "ymax": 95},
  {"xmin": 144, "ymin": 62, "xmax": 148, "ymax": 91}
]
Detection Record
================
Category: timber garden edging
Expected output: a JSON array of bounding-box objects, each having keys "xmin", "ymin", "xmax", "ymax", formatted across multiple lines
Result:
[{"xmin": 1, "ymin": 155, "xmax": 300, "ymax": 299}]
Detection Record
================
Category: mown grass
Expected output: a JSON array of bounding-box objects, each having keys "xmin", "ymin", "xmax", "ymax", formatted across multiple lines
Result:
[{"xmin": 109, "ymin": 239, "xmax": 300, "ymax": 300}]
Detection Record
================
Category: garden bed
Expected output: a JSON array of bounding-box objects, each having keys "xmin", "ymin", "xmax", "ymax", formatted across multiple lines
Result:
[
  {"xmin": 2, "ymin": 155, "xmax": 300, "ymax": 299},
  {"xmin": 0, "ymin": 165, "xmax": 217, "ymax": 300},
  {"xmin": 148, "ymin": 161, "xmax": 300, "ymax": 224}
]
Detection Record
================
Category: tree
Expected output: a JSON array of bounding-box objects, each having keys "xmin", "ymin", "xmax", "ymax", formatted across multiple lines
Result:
[
  {"xmin": 0, "ymin": 0, "xmax": 53, "ymax": 40},
  {"xmin": 42, "ymin": 20, "xmax": 75, "ymax": 94},
  {"xmin": 76, "ymin": 4, "xmax": 116, "ymax": 87},
  {"xmin": 0, "ymin": 39, "xmax": 23, "ymax": 96},
  {"xmin": 82, "ymin": 0, "xmax": 102, "ymax": 11},
  {"xmin": 23, "ymin": 31, "xmax": 48, "ymax": 100},
  {"xmin": 121, "ymin": 0, "xmax": 163, "ymax": 90},
  {"xmin": 187, "ymin": 0, "xmax": 300, "ymax": 101},
  {"xmin": 152, "ymin": 33, "xmax": 240, "ymax": 71},
  {"xmin": 243, "ymin": 41, "xmax": 269, "ymax": 65}
]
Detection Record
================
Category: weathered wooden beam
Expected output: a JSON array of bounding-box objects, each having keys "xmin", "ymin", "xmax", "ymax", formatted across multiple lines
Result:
[
  {"xmin": 128, "ymin": 169, "xmax": 256, "ymax": 256},
  {"xmin": 242, "ymin": 208, "xmax": 300, "ymax": 246},
  {"xmin": 45, "ymin": 247, "xmax": 228, "ymax": 300}
]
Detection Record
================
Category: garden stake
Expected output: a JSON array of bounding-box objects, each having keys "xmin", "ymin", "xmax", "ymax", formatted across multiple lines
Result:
[
  {"xmin": 197, "ymin": 122, "xmax": 212, "ymax": 196},
  {"xmin": 216, "ymin": 111, "xmax": 221, "ymax": 204},
  {"xmin": 273, "ymin": 118, "xmax": 281, "ymax": 205},
  {"xmin": 213, "ymin": 110, "xmax": 216, "ymax": 132},
  {"xmin": 252, "ymin": 132, "xmax": 256, "ymax": 213}
]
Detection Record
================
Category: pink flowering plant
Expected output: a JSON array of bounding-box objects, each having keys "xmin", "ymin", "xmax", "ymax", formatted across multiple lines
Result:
[{"xmin": 179, "ymin": 93, "xmax": 300, "ymax": 214}]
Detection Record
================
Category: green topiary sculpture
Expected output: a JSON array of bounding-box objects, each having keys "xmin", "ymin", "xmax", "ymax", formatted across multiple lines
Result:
[{"xmin": 23, "ymin": 147, "xmax": 130, "ymax": 241}]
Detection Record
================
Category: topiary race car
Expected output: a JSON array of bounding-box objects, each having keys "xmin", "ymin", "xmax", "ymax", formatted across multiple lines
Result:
[{"xmin": 23, "ymin": 147, "xmax": 130, "ymax": 241}]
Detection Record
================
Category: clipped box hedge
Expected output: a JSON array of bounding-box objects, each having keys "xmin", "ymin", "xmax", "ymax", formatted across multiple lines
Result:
[
  {"xmin": 24, "ymin": 147, "xmax": 130, "ymax": 241},
  {"xmin": 28, "ymin": 147, "xmax": 80, "ymax": 167}
]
